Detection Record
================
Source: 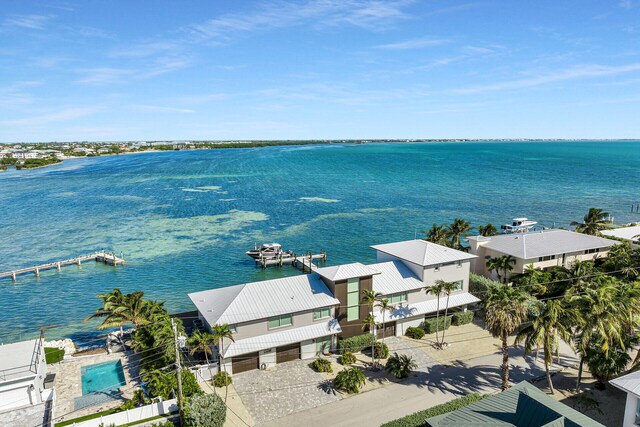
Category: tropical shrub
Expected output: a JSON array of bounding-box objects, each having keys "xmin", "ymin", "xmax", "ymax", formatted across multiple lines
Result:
[
  {"xmin": 183, "ymin": 393, "xmax": 226, "ymax": 427},
  {"xmin": 586, "ymin": 338, "xmax": 633, "ymax": 389},
  {"xmin": 334, "ymin": 367, "xmax": 366, "ymax": 394},
  {"xmin": 213, "ymin": 371, "xmax": 232, "ymax": 388},
  {"xmin": 423, "ymin": 316, "xmax": 452, "ymax": 334},
  {"xmin": 145, "ymin": 369, "xmax": 202, "ymax": 399},
  {"xmin": 131, "ymin": 388, "xmax": 148, "ymax": 406},
  {"xmin": 310, "ymin": 358, "xmax": 333, "ymax": 373},
  {"xmin": 373, "ymin": 342, "xmax": 389, "ymax": 359},
  {"xmin": 340, "ymin": 352, "xmax": 356, "ymax": 365},
  {"xmin": 380, "ymin": 393, "xmax": 486, "ymax": 427},
  {"xmin": 405, "ymin": 326, "xmax": 425, "ymax": 340},
  {"xmin": 338, "ymin": 333, "xmax": 372, "ymax": 354},
  {"xmin": 469, "ymin": 273, "xmax": 499, "ymax": 303},
  {"xmin": 385, "ymin": 353, "xmax": 417, "ymax": 379},
  {"xmin": 451, "ymin": 311, "xmax": 474, "ymax": 326}
]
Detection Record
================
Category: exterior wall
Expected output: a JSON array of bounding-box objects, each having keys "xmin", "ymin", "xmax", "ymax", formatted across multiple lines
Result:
[
  {"xmin": 395, "ymin": 317, "xmax": 424, "ymax": 336},
  {"xmin": 220, "ymin": 358, "xmax": 233, "ymax": 376},
  {"xmin": 300, "ymin": 339, "xmax": 316, "ymax": 360},
  {"xmin": 0, "ymin": 377, "xmax": 38, "ymax": 411},
  {"xmin": 375, "ymin": 252, "xmax": 424, "ymax": 279},
  {"xmin": 622, "ymin": 392, "xmax": 639, "ymax": 427},
  {"xmin": 407, "ymin": 288, "xmax": 431, "ymax": 305},
  {"xmin": 259, "ymin": 348, "xmax": 277, "ymax": 370},
  {"xmin": 423, "ymin": 261, "xmax": 471, "ymax": 291},
  {"xmin": 333, "ymin": 276, "xmax": 374, "ymax": 338}
]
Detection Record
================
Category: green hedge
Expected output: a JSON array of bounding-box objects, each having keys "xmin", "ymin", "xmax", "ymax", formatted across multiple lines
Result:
[
  {"xmin": 405, "ymin": 326, "xmax": 425, "ymax": 340},
  {"xmin": 340, "ymin": 352, "xmax": 356, "ymax": 365},
  {"xmin": 45, "ymin": 347, "xmax": 65, "ymax": 364},
  {"xmin": 310, "ymin": 358, "xmax": 333, "ymax": 373},
  {"xmin": 338, "ymin": 333, "xmax": 373, "ymax": 354},
  {"xmin": 451, "ymin": 311, "xmax": 474, "ymax": 326},
  {"xmin": 213, "ymin": 371, "xmax": 232, "ymax": 388},
  {"xmin": 423, "ymin": 315, "xmax": 452, "ymax": 334},
  {"xmin": 380, "ymin": 393, "xmax": 487, "ymax": 427},
  {"xmin": 183, "ymin": 393, "xmax": 226, "ymax": 427}
]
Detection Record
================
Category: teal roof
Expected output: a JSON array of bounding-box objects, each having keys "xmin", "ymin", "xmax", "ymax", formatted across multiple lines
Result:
[{"xmin": 425, "ymin": 382, "xmax": 604, "ymax": 427}]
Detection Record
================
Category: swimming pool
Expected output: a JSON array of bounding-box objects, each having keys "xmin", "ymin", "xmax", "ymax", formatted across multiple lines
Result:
[{"xmin": 81, "ymin": 360, "xmax": 126, "ymax": 395}]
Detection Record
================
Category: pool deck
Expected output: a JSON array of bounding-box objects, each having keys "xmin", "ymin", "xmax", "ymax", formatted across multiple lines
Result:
[{"xmin": 48, "ymin": 350, "xmax": 136, "ymax": 425}]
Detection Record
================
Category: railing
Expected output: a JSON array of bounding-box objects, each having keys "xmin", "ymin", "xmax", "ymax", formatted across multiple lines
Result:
[{"xmin": 65, "ymin": 398, "xmax": 178, "ymax": 427}]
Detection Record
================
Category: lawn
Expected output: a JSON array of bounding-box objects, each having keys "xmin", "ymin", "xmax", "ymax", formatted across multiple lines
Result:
[{"xmin": 44, "ymin": 347, "xmax": 65, "ymax": 364}]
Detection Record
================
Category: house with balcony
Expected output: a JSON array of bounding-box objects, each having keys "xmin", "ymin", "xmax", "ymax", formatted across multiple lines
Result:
[
  {"xmin": 0, "ymin": 338, "xmax": 53, "ymax": 424},
  {"xmin": 189, "ymin": 239, "xmax": 480, "ymax": 374},
  {"xmin": 467, "ymin": 229, "xmax": 617, "ymax": 280},
  {"xmin": 189, "ymin": 274, "xmax": 341, "ymax": 374}
]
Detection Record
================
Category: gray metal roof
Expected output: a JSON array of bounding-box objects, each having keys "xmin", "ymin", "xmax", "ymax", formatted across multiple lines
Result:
[
  {"xmin": 371, "ymin": 240, "xmax": 476, "ymax": 266},
  {"xmin": 467, "ymin": 229, "xmax": 617, "ymax": 260},
  {"xmin": 315, "ymin": 262, "xmax": 380, "ymax": 282},
  {"xmin": 426, "ymin": 381, "xmax": 604, "ymax": 427},
  {"xmin": 223, "ymin": 319, "xmax": 341, "ymax": 358},
  {"xmin": 0, "ymin": 339, "xmax": 41, "ymax": 382},
  {"xmin": 369, "ymin": 261, "xmax": 424, "ymax": 295},
  {"xmin": 601, "ymin": 225, "xmax": 640, "ymax": 242},
  {"xmin": 373, "ymin": 292, "xmax": 479, "ymax": 323},
  {"xmin": 188, "ymin": 274, "xmax": 340, "ymax": 326},
  {"xmin": 611, "ymin": 369, "xmax": 640, "ymax": 399}
]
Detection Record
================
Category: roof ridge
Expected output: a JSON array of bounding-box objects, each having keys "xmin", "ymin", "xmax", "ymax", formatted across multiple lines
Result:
[{"xmin": 216, "ymin": 283, "xmax": 246, "ymax": 325}]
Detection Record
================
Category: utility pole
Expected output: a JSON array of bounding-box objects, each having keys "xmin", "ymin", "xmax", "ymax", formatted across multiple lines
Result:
[{"xmin": 172, "ymin": 318, "xmax": 184, "ymax": 424}]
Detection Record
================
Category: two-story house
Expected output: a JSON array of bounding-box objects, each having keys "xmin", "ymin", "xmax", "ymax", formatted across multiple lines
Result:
[
  {"xmin": 189, "ymin": 274, "xmax": 340, "ymax": 374},
  {"xmin": 467, "ymin": 229, "xmax": 617, "ymax": 280},
  {"xmin": 0, "ymin": 338, "xmax": 48, "ymax": 412},
  {"xmin": 189, "ymin": 239, "xmax": 480, "ymax": 374}
]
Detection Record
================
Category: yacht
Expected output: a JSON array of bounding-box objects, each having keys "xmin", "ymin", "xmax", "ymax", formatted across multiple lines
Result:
[{"xmin": 501, "ymin": 218, "xmax": 538, "ymax": 233}]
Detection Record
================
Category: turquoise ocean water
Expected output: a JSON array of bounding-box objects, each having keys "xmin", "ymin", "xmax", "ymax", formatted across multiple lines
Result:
[{"xmin": 1, "ymin": 141, "xmax": 639, "ymax": 344}]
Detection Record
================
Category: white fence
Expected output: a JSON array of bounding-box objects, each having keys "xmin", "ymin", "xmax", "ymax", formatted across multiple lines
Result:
[
  {"xmin": 191, "ymin": 362, "xmax": 218, "ymax": 382},
  {"xmin": 68, "ymin": 398, "xmax": 177, "ymax": 427}
]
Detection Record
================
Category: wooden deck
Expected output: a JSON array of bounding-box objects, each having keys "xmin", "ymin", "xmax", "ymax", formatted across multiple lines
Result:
[
  {"xmin": 0, "ymin": 252, "xmax": 126, "ymax": 281},
  {"xmin": 257, "ymin": 251, "xmax": 326, "ymax": 272}
]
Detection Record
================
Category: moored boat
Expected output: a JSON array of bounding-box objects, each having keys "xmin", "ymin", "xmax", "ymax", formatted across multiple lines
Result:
[{"xmin": 501, "ymin": 218, "xmax": 538, "ymax": 233}]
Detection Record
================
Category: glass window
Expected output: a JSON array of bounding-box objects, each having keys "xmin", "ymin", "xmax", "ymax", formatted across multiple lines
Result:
[
  {"xmin": 346, "ymin": 278, "xmax": 360, "ymax": 321},
  {"xmin": 316, "ymin": 336, "xmax": 331, "ymax": 353},
  {"xmin": 228, "ymin": 324, "xmax": 237, "ymax": 333},
  {"xmin": 347, "ymin": 292, "xmax": 359, "ymax": 306},
  {"xmin": 268, "ymin": 314, "xmax": 292, "ymax": 329},
  {"xmin": 347, "ymin": 306, "xmax": 359, "ymax": 321},
  {"xmin": 313, "ymin": 307, "xmax": 330, "ymax": 320},
  {"xmin": 635, "ymin": 399, "xmax": 640, "ymax": 425},
  {"xmin": 390, "ymin": 292, "xmax": 408, "ymax": 303},
  {"xmin": 347, "ymin": 278, "xmax": 360, "ymax": 292},
  {"xmin": 455, "ymin": 280, "xmax": 463, "ymax": 291}
]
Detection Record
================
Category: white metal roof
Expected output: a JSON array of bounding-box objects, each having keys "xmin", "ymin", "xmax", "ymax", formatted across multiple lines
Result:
[
  {"xmin": 188, "ymin": 274, "xmax": 340, "ymax": 326},
  {"xmin": 601, "ymin": 225, "xmax": 640, "ymax": 243},
  {"xmin": 371, "ymin": 240, "xmax": 476, "ymax": 266},
  {"xmin": 610, "ymin": 370, "xmax": 640, "ymax": 398},
  {"xmin": 369, "ymin": 261, "xmax": 424, "ymax": 295},
  {"xmin": 0, "ymin": 339, "xmax": 41, "ymax": 382},
  {"xmin": 467, "ymin": 229, "xmax": 618, "ymax": 260},
  {"xmin": 315, "ymin": 262, "xmax": 380, "ymax": 281},
  {"xmin": 372, "ymin": 292, "xmax": 480, "ymax": 323},
  {"xmin": 223, "ymin": 319, "xmax": 341, "ymax": 358}
]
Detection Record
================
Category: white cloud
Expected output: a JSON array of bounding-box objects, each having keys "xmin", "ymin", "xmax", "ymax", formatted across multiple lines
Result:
[
  {"xmin": 452, "ymin": 63, "xmax": 640, "ymax": 95},
  {"xmin": 4, "ymin": 14, "xmax": 51, "ymax": 30},
  {"xmin": 0, "ymin": 107, "xmax": 101, "ymax": 126},
  {"xmin": 129, "ymin": 105, "xmax": 196, "ymax": 114},
  {"xmin": 375, "ymin": 37, "xmax": 449, "ymax": 50}
]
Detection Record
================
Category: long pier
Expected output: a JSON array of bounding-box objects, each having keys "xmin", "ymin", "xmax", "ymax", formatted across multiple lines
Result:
[
  {"xmin": 257, "ymin": 251, "xmax": 326, "ymax": 273},
  {"xmin": 0, "ymin": 252, "xmax": 126, "ymax": 282}
]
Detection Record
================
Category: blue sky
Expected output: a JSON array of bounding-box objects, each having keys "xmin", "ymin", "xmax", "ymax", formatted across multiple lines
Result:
[{"xmin": 1, "ymin": 1, "xmax": 639, "ymax": 142}]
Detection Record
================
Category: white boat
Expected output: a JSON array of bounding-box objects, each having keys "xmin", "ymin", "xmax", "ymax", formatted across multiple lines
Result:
[
  {"xmin": 501, "ymin": 218, "xmax": 538, "ymax": 233},
  {"xmin": 246, "ymin": 243, "xmax": 284, "ymax": 260}
]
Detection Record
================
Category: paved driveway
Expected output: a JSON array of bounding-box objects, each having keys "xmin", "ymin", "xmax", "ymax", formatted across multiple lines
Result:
[
  {"xmin": 232, "ymin": 358, "xmax": 341, "ymax": 425},
  {"xmin": 385, "ymin": 336, "xmax": 437, "ymax": 369}
]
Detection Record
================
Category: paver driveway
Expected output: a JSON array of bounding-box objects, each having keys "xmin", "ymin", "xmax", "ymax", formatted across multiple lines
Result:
[{"xmin": 232, "ymin": 358, "xmax": 341, "ymax": 425}]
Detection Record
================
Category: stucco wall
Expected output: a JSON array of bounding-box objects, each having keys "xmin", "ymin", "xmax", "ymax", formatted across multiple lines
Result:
[
  {"xmin": 375, "ymin": 252, "xmax": 424, "ymax": 279},
  {"xmin": 259, "ymin": 348, "xmax": 277, "ymax": 370},
  {"xmin": 423, "ymin": 261, "xmax": 471, "ymax": 290},
  {"xmin": 395, "ymin": 317, "xmax": 424, "ymax": 336}
]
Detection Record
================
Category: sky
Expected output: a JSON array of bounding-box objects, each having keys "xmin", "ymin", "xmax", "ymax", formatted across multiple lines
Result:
[{"xmin": 1, "ymin": 1, "xmax": 640, "ymax": 142}]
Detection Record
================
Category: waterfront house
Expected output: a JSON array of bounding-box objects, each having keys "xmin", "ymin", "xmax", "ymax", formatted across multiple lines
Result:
[
  {"xmin": 189, "ymin": 239, "xmax": 479, "ymax": 374},
  {"xmin": 425, "ymin": 381, "xmax": 603, "ymax": 426},
  {"xmin": 611, "ymin": 370, "xmax": 640, "ymax": 427},
  {"xmin": 11, "ymin": 150, "xmax": 41, "ymax": 160},
  {"xmin": 0, "ymin": 338, "xmax": 49, "ymax": 412},
  {"xmin": 602, "ymin": 225, "xmax": 640, "ymax": 245},
  {"xmin": 189, "ymin": 274, "xmax": 341, "ymax": 374},
  {"xmin": 467, "ymin": 229, "xmax": 617, "ymax": 280}
]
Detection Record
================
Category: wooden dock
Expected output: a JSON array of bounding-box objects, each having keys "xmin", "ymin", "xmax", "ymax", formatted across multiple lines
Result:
[
  {"xmin": 257, "ymin": 251, "xmax": 326, "ymax": 273},
  {"xmin": 0, "ymin": 252, "xmax": 126, "ymax": 282}
]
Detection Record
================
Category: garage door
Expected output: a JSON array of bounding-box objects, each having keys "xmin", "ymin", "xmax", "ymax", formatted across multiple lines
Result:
[
  {"xmin": 376, "ymin": 322, "xmax": 396, "ymax": 339},
  {"xmin": 232, "ymin": 352, "xmax": 259, "ymax": 374},
  {"xmin": 276, "ymin": 343, "xmax": 300, "ymax": 363}
]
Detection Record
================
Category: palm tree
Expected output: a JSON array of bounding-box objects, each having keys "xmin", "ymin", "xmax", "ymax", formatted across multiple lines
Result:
[
  {"xmin": 385, "ymin": 353, "xmax": 417, "ymax": 379},
  {"xmin": 478, "ymin": 224, "xmax": 498, "ymax": 236},
  {"xmin": 486, "ymin": 257, "xmax": 503, "ymax": 283},
  {"xmin": 375, "ymin": 298, "xmax": 393, "ymax": 345},
  {"xmin": 211, "ymin": 324, "xmax": 235, "ymax": 402},
  {"xmin": 188, "ymin": 330, "xmax": 216, "ymax": 388},
  {"xmin": 422, "ymin": 224, "xmax": 451, "ymax": 246},
  {"xmin": 84, "ymin": 288, "xmax": 128, "ymax": 334},
  {"xmin": 570, "ymin": 277, "xmax": 624, "ymax": 391},
  {"xmin": 485, "ymin": 285, "xmax": 529, "ymax": 391},
  {"xmin": 515, "ymin": 299, "xmax": 577, "ymax": 393},
  {"xmin": 362, "ymin": 289, "xmax": 382, "ymax": 365},
  {"xmin": 425, "ymin": 281, "xmax": 445, "ymax": 349},
  {"xmin": 84, "ymin": 289, "xmax": 162, "ymax": 334},
  {"xmin": 438, "ymin": 280, "xmax": 459, "ymax": 347},
  {"xmin": 447, "ymin": 218, "xmax": 473, "ymax": 250},
  {"xmin": 571, "ymin": 208, "xmax": 610, "ymax": 236}
]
